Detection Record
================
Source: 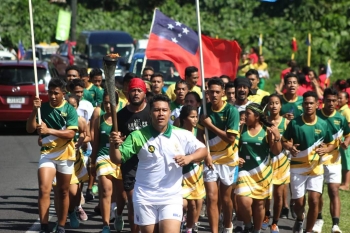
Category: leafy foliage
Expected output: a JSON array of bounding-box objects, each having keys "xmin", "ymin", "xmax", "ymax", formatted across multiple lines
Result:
[{"xmin": 1, "ymin": 0, "xmax": 349, "ymax": 92}]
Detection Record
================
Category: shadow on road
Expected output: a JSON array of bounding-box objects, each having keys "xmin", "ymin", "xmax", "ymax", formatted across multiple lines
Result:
[{"xmin": 0, "ymin": 125, "xmax": 37, "ymax": 136}]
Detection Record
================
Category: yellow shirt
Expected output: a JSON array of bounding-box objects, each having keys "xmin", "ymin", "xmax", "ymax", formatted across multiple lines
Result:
[
  {"xmin": 117, "ymin": 89, "xmax": 128, "ymax": 110},
  {"xmin": 247, "ymin": 89, "xmax": 270, "ymax": 104},
  {"xmin": 238, "ymin": 60, "xmax": 254, "ymax": 77},
  {"xmin": 254, "ymin": 62, "xmax": 269, "ymax": 78},
  {"xmin": 339, "ymin": 105, "xmax": 350, "ymax": 123},
  {"xmin": 166, "ymin": 83, "xmax": 203, "ymax": 101}
]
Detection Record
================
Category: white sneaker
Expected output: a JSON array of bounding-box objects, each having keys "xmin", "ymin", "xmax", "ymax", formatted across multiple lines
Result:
[
  {"xmin": 312, "ymin": 219, "xmax": 324, "ymax": 233},
  {"xmin": 331, "ymin": 225, "xmax": 342, "ymax": 233}
]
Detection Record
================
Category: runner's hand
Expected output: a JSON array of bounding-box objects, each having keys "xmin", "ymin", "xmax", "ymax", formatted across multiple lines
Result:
[
  {"xmin": 174, "ymin": 155, "xmax": 191, "ymax": 167},
  {"xmin": 37, "ymin": 122, "xmax": 49, "ymax": 135},
  {"xmin": 290, "ymin": 144, "xmax": 300, "ymax": 157},
  {"xmin": 205, "ymin": 154, "xmax": 213, "ymax": 170},
  {"xmin": 315, "ymin": 143, "xmax": 328, "ymax": 156},
  {"xmin": 283, "ymin": 113, "xmax": 294, "ymax": 120},
  {"xmin": 239, "ymin": 158, "xmax": 245, "ymax": 168},
  {"xmin": 109, "ymin": 131, "xmax": 125, "ymax": 146},
  {"xmin": 200, "ymin": 115, "xmax": 212, "ymax": 127},
  {"xmin": 341, "ymin": 141, "xmax": 349, "ymax": 150},
  {"xmin": 33, "ymin": 96, "xmax": 41, "ymax": 110}
]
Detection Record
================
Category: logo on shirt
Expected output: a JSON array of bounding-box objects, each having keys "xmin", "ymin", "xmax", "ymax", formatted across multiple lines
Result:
[
  {"xmin": 171, "ymin": 115, "xmax": 175, "ymax": 121},
  {"xmin": 148, "ymin": 145, "xmax": 155, "ymax": 153},
  {"xmin": 61, "ymin": 112, "xmax": 67, "ymax": 117},
  {"xmin": 128, "ymin": 119, "xmax": 148, "ymax": 131},
  {"xmin": 297, "ymin": 106, "xmax": 302, "ymax": 110},
  {"xmin": 221, "ymin": 116, "xmax": 227, "ymax": 121},
  {"xmin": 315, "ymin": 129, "xmax": 322, "ymax": 135},
  {"xmin": 334, "ymin": 120, "xmax": 340, "ymax": 125}
]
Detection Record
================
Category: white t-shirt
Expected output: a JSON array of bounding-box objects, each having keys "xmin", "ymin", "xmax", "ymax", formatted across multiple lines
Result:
[
  {"xmin": 77, "ymin": 99, "xmax": 94, "ymax": 122},
  {"xmin": 235, "ymin": 100, "xmax": 252, "ymax": 113},
  {"xmin": 119, "ymin": 124, "xmax": 205, "ymax": 205}
]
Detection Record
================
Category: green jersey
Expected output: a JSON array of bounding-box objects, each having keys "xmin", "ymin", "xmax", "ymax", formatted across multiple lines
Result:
[
  {"xmin": 170, "ymin": 101, "xmax": 182, "ymax": 112},
  {"xmin": 39, "ymin": 100, "xmax": 78, "ymax": 160},
  {"xmin": 198, "ymin": 102, "xmax": 240, "ymax": 166},
  {"xmin": 239, "ymin": 125, "xmax": 270, "ymax": 171},
  {"xmin": 283, "ymin": 115, "xmax": 334, "ymax": 176},
  {"xmin": 85, "ymin": 83, "xmax": 103, "ymax": 107},
  {"xmin": 316, "ymin": 109, "xmax": 350, "ymax": 165},
  {"xmin": 97, "ymin": 114, "xmax": 112, "ymax": 157},
  {"xmin": 280, "ymin": 95, "xmax": 303, "ymax": 117}
]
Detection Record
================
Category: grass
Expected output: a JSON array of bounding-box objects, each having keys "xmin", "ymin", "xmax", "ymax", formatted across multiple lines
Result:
[{"xmin": 318, "ymin": 186, "xmax": 350, "ymax": 232}]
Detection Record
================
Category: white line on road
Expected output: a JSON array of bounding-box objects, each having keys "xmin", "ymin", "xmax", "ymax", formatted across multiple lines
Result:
[{"xmin": 26, "ymin": 204, "xmax": 55, "ymax": 233}]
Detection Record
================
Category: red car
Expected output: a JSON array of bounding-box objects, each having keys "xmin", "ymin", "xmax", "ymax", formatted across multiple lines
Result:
[
  {"xmin": 50, "ymin": 40, "xmax": 76, "ymax": 78},
  {"xmin": 0, "ymin": 61, "xmax": 51, "ymax": 126}
]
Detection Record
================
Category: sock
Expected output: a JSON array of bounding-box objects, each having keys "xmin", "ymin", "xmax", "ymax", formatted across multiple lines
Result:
[
  {"xmin": 57, "ymin": 225, "xmax": 65, "ymax": 232},
  {"xmin": 332, "ymin": 217, "xmax": 339, "ymax": 226},
  {"xmin": 40, "ymin": 223, "xmax": 49, "ymax": 231},
  {"xmin": 78, "ymin": 204, "xmax": 82, "ymax": 208},
  {"xmin": 272, "ymin": 219, "xmax": 278, "ymax": 225},
  {"xmin": 317, "ymin": 212, "xmax": 323, "ymax": 219},
  {"xmin": 111, "ymin": 202, "xmax": 116, "ymax": 210},
  {"xmin": 265, "ymin": 210, "xmax": 271, "ymax": 217}
]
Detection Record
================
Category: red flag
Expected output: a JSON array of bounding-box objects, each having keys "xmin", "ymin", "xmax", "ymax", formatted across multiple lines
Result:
[{"xmin": 145, "ymin": 10, "xmax": 241, "ymax": 85}]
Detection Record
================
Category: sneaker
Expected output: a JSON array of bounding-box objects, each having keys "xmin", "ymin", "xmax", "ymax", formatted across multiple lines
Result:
[
  {"xmin": 85, "ymin": 189, "xmax": 94, "ymax": 202},
  {"xmin": 193, "ymin": 222, "xmax": 199, "ymax": 233},
  {"xmin": 331, "ymin": 224, "xmax": 343, "ymax": 233},
  {"xmin": 76, "ymin": 206, "xmax": 88, "ymax": 221},
  {"xmin": 200, "ymin": 202, "xmax": 207, "ymax": 217},
  {"xmin": 270, "ymin": 223, "xmax": 279, "ymax": 233},
  {"xmin": 101, "ymin": 226, "xmax": 111, "ymax": 233},
  {"xmin": 261, "ymin": 216, "xmax": 269, "ymax": 230},
  {"xmin": 292, "ymin": 219, "xmax": 304, "ymax": 233},
  {"xmin": 52, "ymin": 222, "xmax": 58, "ymax": 232},
  {"xmin": 312, "ymin": 219, "xmax": 324, "ymax": 233},
  {"xmin": 243, "ymin": 225, "xmax": 253, "ymax": 233},
  {"xmin": 280, "ymin": 207, "xmax": 289, "ymax": 219},
  {"xmin": 68, "ymin": 210, "xmax": 80, "ymax": 228},
  {"xmin": 114, "ymin": 215, "xmax": 124, "ymax": 231},
  {"xmin": 234, "ymin": 226, "xmax": 243, "ymax": 233},
  {"xmin": 55, "ymin": 226, "xmax": 65, "ymax": 233}
]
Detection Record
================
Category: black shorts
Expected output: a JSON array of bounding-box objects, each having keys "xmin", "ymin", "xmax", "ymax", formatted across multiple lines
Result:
[{"xmin": 121, "ymin": 156, "xmax": 138, "ymax": 192}]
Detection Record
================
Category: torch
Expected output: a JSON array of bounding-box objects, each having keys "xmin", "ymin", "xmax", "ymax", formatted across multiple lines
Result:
[{"xmin": 103, "ymin": 54, "xmax": 120, "ymax": 134}]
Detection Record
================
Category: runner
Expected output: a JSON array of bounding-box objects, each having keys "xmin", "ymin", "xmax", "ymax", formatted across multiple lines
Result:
[
  {"xmin": 280, "ymin": 73, "xmax": 303, "ymax": 120},
  {"xmin": 313, "ymin": 88, "xmax": 350, "ymax": 233},
  {"xmin": 169, "ymin": 80, "xmax": 189, "ymax": 125},
  {"xmin": 89, "ymin": 68, "xmax": 104, "ymax": 89},
  {"xmin": 26, "ymin": 78, "xmax": 78, "ymax": 233},
  {"xmin": 150, "ymin": 73, "xmax": 165, "ymax": 95},
  {"xmin": 282, "ymin": 91, "xmax": 335, "ymax": 233},
  {"xmin": 234, "ymin": 78, "xmax": 252, "ymax": 112},
  {"xmin": 234, "ymin": 103, "xmax": 282, "ymax": 233},
  {"xmin": 166, "ymin": 66, "xmax": 202, "ymax": 101},
  {"xmin": 338, "ymin": 91, "xmax": 350, "ymax": 191},
  {"xmin": 264, "ymin": 94, "xmax": 291, "ymax": 233},
  {"xmin": 225, "ymin": 82, "xmax": 235, "ymax": 105},
  {"xmin": 197, "ymin": 78, "xmax": 240, "ymax": 233},
  {"xmin": 90, "ymin": 90, "xmax": 124, "ymax": 233},
  {"xmin": 83, "ymin": 68, "xmax": 103, "ymax": 107},
  {"xmin": 142, "ymin": 66, "xmax": 154, "ymax": 81},
  {"xmin": 109, "ymin": 94, "xmax": 207, "ymax": 233},
  {"xmin": 116, "ymin": 78, "xmax": 152, "ymax": 233},
  {"xmin": 246, "ymin": 69, "xmax": 270, "ymax": 104}
]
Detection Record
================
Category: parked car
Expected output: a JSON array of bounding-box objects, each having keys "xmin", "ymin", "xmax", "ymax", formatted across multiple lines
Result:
[
  {"xmin": 0, "ymin": 61, "xmax": 51, "ymax": 127},
  {"xmin": 0, "ymin": 50, "xmax": 16, "ymax": 61},
  {"xmin": 128, "ymin": 52, "xmax": 181, "ymax": 91},
  {"xmin": 51, "ymin": 31, "xmax": 133, "ymax": 79},
  {"xmin": 22, "ymin": 42, "xmax": 59, "ymax": 62}
]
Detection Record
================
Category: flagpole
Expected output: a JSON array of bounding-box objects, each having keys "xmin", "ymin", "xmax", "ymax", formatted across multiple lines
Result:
[
  {"xmin": 195, "ymin": 0, "xmax": 210, "ymax": 150},
  {"xmin": 307, "ymin": 33, "xmax": 311, "ymax": 67},
  {"xmin": 259, "ymin": 34, "xmax": 263, "ymax": 55},
  {"xmin": 28, "ymin": 0, "xmax": 41, "ymax": 124},
  {"xmin": 141, "ymin": 8, "xmax": 157, "ymax": 75}
]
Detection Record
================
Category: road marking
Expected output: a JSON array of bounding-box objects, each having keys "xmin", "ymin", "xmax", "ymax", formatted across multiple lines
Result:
[{"xmin": 26, "ymin": 204, "xmax": 55, "ymax": 233}]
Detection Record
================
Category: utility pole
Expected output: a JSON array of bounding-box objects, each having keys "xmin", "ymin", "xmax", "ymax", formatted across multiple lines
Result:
[{"xmin": 70, "ymin": 0, "xmax": 77, "ymax": 41}]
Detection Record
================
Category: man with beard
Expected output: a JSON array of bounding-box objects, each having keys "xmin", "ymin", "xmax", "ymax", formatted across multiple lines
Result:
[
  {"xmin": 234, "ymin": 78, "xmax": 252, "ymax": 112},
  {"xmin": 313, "ymin": 88, "xmax": 350, "ymax": 233},
  {"xmin": 282, "ymin": 91, "xmax": 335, "ymax": 233},
  {"xmin": 169, "ymin": 80, "xmax": 189, "ymax": 125},
  {"xmin": 116, "ymin": 78, "xmax": 152, "ymax": 233},
  {"xmin": 246, "ymin": 69, "xmax": 270, "ymax": 104},
  {"xmin": 198, "ymin": 78, "xmax": 240, "ymax": 233}
]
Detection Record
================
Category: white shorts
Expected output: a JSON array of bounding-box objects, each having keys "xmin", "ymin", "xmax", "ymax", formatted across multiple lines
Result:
[
  {"xmin": 38, "ymin": 156, "xmax": 74, "ymax": 175},
  {"xmin": 324, "ymin": 164, "xmax": 342, "ymax": 184},
  {"xmin": 203, "ymin": 164, "xmax": 238, "ymax": 186},
  {"xmin": 133, "ymin": 203, "xmax": 183, "ymax": 225},
  {"xmin": 290, "ymin": 173, "xmax": 324, "ymax": 199}
]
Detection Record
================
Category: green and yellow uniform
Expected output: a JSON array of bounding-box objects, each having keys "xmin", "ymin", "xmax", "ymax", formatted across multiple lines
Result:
[
  {"xmin": 317, "ymin": 109, "xmax": 350, "ymax": 165},
  {"xmin": 166, "ymin": 83, "xmax": 202, "ymax": 102},
  {"xmin": 271, "ymin": 117, "xmax": 290, "ymax": 185},
  {"xmin": 198, "ymin": 102, "xmax": 240, "ymax": 166},
  {"xmin": 85, "ymin": 83, "xmax": 103, "ymax": 107},
  {"xmin": 338, "ymin": 105, "xmax": 350, "ymax": 170},
  {"xmin": 235, "ymin": 125, "xmax": 272, "ymax": 199},
  {"xmin": 182, "ymin": 128, "xmax": 205, "ymax": 199},
  {"xmin": 248, "ymin": 89, "xmax": 270, "ymax": 104},
  {"xmin": 70, "ymin": 117, "xmax": 89, "ymax": 184},
  {"xmin": 282, "ymin": 115, "xmax": 334, "ymax": 176},
  {"xmin": 40, "ymin": 101, "xmax": 78, "ymax": 161},
  {"xmin": 96, "ymin": 114, "xmax": 122, "ymax": 179},
  {"xmin": 280, "ymin": 95, "xmax": 303, "ymax": 117}
]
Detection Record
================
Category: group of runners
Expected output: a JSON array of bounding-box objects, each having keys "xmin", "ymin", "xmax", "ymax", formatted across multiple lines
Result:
[{"xmin": 26, "ymin": 60, "xmax": 350, "ymax": 233}]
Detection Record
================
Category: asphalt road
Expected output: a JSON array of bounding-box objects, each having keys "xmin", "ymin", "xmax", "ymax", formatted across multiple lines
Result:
[{"xmin": 0, "ymin": 128, "xmax": 295, "ymax": 233}]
